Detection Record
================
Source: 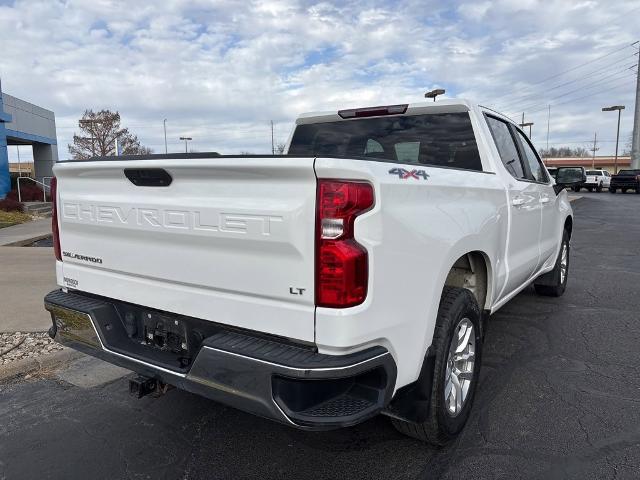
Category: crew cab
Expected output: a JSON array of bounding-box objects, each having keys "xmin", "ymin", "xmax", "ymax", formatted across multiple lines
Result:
[
  {"xmin": 574, "ymin": 169, "xmax": 611, "ymax": 192},
  {"xmin": 44, "ymin": 100, "xmax": 583, "ymax": 444},
  {"xmin": 609, "ymin": 169, "xmax": 640, "ymax": 193}
]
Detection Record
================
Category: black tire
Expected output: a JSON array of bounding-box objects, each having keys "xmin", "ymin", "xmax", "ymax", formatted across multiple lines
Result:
[
  {"xmin": 391, "ymin": 287, "xmax": 482, "ymax": 445},
  {"xmin": 622, "ymin": 188, "xmax": 628, "ymax": 193},
  {"xmin": 587, "ymin": 187, "xmax": 593, "ymax": 192},
  {"xmin": 534, "ymin": 229, "xmax": 570, "ymax": 297},
  {"xmin": 609, "ymin": 187, "xmax": 616, "ymax": 193},
  {"xmin": 635, "ymin": 187, "xmax": 640, "ymax": 194},
  {"xmin": 595, "ymin": 184, "xmax": 602, "ymax": 193},
  {"xmin": 572, "ymin": 186, "xmax": 580, "ymax": 192}
]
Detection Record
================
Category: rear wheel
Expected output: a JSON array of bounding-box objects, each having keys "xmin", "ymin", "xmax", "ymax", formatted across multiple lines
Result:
[
  {"xmin": 609, "ymin": 187, "xmax": 616, "ymax": 193},
  {"xmin": 595, "ymin": 183, "xmax": 602, "ymax": 193},
  {"xmin": 622, "ymin": 188, "xmax": 628, "ymax": 193},
  {"xmin": 572, "ymin": 186, "xmax": 581, "ymax": 192},
  {"xmin": 534, "ymin": 229, "xmax": 569, "ymax": 297},
  {"xmin": 635, "ymin": 187, "xmax": 640, "ymax": 194},
  {"xmin": 391, "ymin": 287, "xmax": 482, "ymax": 445}
]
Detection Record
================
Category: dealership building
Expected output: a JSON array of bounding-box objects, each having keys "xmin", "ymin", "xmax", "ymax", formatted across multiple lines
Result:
[
  {"xmin": 544, "ymin": 156, "xmax": 632, "ymax": 174},
  {"xmin": 0, "ymin": 80, "xmax": 58, "ymax": 198}
]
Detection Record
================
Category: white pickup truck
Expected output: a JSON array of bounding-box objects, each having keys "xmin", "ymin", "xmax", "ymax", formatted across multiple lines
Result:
[{"xmin": 44, "ymin": 100, "xmax": 584, "ymax": 444}]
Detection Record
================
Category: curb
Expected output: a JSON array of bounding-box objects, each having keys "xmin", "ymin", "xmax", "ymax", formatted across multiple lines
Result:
[
  {"xmin": 1, "ymin": 233, "xmax": 52, "ymax": 247},
  {"xmin": 0, "ymin": 348, "xmax": 83, "ymax": 382}
]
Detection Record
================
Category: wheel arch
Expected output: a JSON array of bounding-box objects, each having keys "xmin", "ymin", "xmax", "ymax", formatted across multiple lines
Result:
[
  {"xmin": 443, "ymin": 250, "xmax": 493, "ymax": 311},
  {"xmin": 564, "ymin": 215, "xmax": 573, "ymax": 240}
]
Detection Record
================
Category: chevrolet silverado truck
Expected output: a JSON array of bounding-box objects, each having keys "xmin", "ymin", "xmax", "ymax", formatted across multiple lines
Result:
[
  {"xmin": 609, "ymin": 169, "xmax": 640, "ymax": 193},
  {"xmin": 44, "ymin": 100, "xmax": 584, "ymax": 444}
]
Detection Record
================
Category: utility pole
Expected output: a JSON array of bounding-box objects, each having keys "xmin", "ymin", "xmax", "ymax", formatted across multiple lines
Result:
[
  {"xmin": 519, "ymin": 121, "xmax": 534, "ymax": 138},
  {"xmin": 546, "ymin": 105, "xmax": 551, "ymax": 152},
  {"xmin": 163, "ymin": 119, "xmax": 168, "ymax": 154},
  {"xmin": 270, "ymin": 120, "xmax": 275, "ymax": 155},
  {"xmin": 590, "ymin": 132, "xmax": 599, "ymax": 169},
  {"xmin": 631, "ymin": 42, "xmax": 640, "ymax": 169},
  {"xmin": 602, "ymin": 105, "xmax": 625, "ymax": 174}
]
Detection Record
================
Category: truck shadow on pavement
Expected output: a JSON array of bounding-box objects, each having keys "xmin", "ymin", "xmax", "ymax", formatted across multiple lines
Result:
[{"xmin": 2, "ymin": 196, "xmax": 640, "ymax": 480}]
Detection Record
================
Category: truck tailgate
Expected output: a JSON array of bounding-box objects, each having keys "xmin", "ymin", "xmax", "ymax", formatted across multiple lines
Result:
[{"xmin": 54, "ymin": 157, "xmax": 317, "ymax": 342}]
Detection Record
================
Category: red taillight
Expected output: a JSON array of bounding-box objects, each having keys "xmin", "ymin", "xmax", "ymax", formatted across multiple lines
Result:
[
  {"xmin": 51, "ymin": 177, "xmax": 61, "ymax": 261},
  {"xmin": 316, "ymin": 180, "xmax": 374, "ymax": 308}
]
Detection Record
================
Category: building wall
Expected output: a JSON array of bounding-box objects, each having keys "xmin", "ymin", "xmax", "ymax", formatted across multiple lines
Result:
[
  {"xmin": 2, "ymin": 93, "xmax": 57, "ymax": 142},
  {"xmin": 544, "ymin": 156, "xmax": 631, "ymax": 175},
  {"xmin": 0, "ymin": 84, "xmax": 58, "ymax": 198}
]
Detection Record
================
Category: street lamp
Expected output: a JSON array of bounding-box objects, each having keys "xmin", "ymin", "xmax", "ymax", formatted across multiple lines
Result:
[
  {"xmin": 519, "ymin": 122, "xmax": 534, "ymax": 138},
  {"xmin": 179, "ymin": 136, "xmax": 192, "ymax": 153},
  {"xmin": 602, "ymin": 105, "xmax": 625, "ymax": 174},
  {"xmin": 424, "ymin": 88, "xmax": 445, "ymax": 102}
]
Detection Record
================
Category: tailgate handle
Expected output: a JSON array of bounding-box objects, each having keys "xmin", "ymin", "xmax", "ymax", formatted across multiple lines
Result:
[{"xmin": 124, "ymin": 168, "xmax": 172, "ymax": 187}]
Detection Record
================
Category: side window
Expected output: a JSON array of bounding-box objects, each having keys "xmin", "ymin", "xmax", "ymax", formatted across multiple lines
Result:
[
  {"xmin": 486, "ymin": 116, "xmax": 526, "ymax": 180},
  {"xmin": 515, "ymin": 130, "xmax": 548, "ymax": 183}
]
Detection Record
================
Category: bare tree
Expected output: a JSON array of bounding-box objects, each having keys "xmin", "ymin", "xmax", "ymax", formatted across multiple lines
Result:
[
  {"xmin": 539, "ymin": 146, "xmax": 591, "ymax": 158},
  {"xmin": 68, "ymin": 109, "xmax": 152, "ymax": 159}
]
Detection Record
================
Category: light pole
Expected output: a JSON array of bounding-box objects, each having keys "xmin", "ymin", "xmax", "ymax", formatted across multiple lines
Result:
[
  {"xmin": 16, "ymin": 145, "xmax": 22, "ymax": 177},
  {"xmin": 163, "ymin": 119, "xmax": 168, "ymax": 154},
  {"xmin": 519, "ymin": 121, "xmax": 534, "ymax": 138},
  {"xmin": 424, "ymin": 88, "xmax": 445, "ymax": 102},
  {"xmin": 179, "ymin": 136, "xmax": 192, "ymax": 153},
  {"xmin": 602, "ymin": 105, "xmax": 625, "ymax": 174}
]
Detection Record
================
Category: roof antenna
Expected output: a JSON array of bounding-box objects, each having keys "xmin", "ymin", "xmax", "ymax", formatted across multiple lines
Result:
[{"xmin": 425, "ymin": 88, "xmax": 445, "ymax": 102}]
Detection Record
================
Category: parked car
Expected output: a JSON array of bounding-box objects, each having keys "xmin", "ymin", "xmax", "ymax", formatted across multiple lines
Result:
[
  {"xmin": 609, "ymin": 169, "xmax": 640, "ymax": 193},
  {"xmin": 44, "ymin": 100, "xmax": 584, "ymax": 445},
  {"xmin": 573, "ymin": 169, "xmax": 611, "ymax": 192}
]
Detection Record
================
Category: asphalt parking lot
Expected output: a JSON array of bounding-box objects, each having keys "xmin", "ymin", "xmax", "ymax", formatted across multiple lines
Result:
[{"xmin": 1, "ymin": 192, "xmax": 640, "ymax": 480}]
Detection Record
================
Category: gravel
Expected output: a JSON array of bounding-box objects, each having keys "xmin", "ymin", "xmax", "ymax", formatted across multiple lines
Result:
[{"xmin": 1, "ymin": 332, "xmax": 64, "ymax": 366}]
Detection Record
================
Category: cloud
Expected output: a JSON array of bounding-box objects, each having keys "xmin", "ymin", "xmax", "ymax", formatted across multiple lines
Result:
[{"xmin": 0, "ymin": 0, "xmax": 637, "ymax": 161}]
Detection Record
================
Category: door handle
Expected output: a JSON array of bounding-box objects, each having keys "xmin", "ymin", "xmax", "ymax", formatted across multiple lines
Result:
[
  {"xmin": 540, "ymin": 196, "xmax": 550, "ymax": 204},
  {"xmin": 511, "ymin": 197, "xmax": 525, "ymax": 206}
]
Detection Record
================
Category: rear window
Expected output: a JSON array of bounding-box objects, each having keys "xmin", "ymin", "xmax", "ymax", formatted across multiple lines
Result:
[
  {"xmin": 587, "ymin": 170, "xmax": 602, "ymax": 175},
  {"xmin": 288, "ymin": 113, "xmax": 483, "ymax": 171}
]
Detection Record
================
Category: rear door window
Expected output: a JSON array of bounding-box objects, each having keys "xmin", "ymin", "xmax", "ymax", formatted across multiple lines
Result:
[
  {"xmin": 289, "ymin": 112, "xmax": 483, "ymax": 171},
  {"xmin": 515, "ymin": 130, "xmax": 549, "ymax": 183},
  {"xmin": 485, "ymin": 116, "xmax": 527, "ymax": 180}
]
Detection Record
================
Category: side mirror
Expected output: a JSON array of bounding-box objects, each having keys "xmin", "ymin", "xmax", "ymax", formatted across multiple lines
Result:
[{"xmin": 553, "ymin": 167, "xmax": 586, "ymax": 195}]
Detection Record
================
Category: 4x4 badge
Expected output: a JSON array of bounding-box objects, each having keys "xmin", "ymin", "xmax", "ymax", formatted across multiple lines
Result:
[{"xmin": 388, "ymin": 168, "xmax": 429, "ymax": 180}]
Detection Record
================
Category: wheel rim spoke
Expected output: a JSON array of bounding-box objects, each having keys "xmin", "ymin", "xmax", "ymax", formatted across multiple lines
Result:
[{"xmin": 444, "ymin": 318, "xmax": 476, "ymax": 416}]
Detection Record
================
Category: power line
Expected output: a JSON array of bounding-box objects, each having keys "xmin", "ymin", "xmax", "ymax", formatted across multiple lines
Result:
[
  {"xmin": 524, "ymin": 76, "xmax": 637, "ymax": 115},
  {"xmin": 527, "ymin": 41, "xmax": 638, "ymax": 87},
  {"xmin": 508, "ymin": 65, "xmax": 637, "ymax": 116},
  {"xmin": 496, "ymin": 52, "xmax": 639, "ymax": 111}
]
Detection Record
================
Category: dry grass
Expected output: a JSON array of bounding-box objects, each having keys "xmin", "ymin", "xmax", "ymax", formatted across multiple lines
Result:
[{"xmin": 0, "ymin": 210, "xmax": 33, "ymax": 228}]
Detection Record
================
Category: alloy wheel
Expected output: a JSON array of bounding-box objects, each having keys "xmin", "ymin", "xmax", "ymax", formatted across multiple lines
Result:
[{"xmin": 444, "ymin": 318, "xmax": 475, "ymax": 417}]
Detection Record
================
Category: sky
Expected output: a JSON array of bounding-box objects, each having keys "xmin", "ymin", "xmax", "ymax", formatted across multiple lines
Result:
[{"xmin": 0, "ymin": 0, "xmax": 638, "ymax": 162}]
